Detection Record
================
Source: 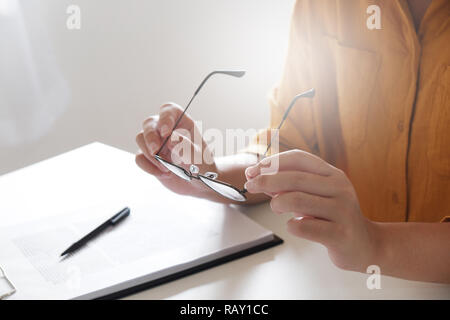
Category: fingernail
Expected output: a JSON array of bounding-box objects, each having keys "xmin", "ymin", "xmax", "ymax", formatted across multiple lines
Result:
[
  {"xmin": 148, "ymin": 142, "xmax": 158, "ymax": 154},
  {"xmin": 245, "ymin": 166, "xmax": 258, "ymax": 178},
  {"xmin": 160, "ymin": 125, "xmax": 170, "ymax": 137},
  {"xmin": 160, "ymin": 171, "xmax": 172, "ymax": 178}
]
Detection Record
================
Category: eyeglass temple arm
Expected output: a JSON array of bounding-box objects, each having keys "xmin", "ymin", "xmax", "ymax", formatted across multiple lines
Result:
[
  {"xmin": 262, "ymin": 88, "xmax": 315, "ymax": 157},
  {"xmin": 194, "ymin": 70, "xmax": 245, "ymax": 95},
  {"xmin": 157, "ymin": 70, "xmax": 245, "ymax": 156}
]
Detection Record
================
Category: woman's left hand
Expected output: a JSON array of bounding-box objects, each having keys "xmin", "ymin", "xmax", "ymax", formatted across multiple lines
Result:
[{"xmin": 244, "ymin": 149, "xmax": 381, "ymax": 272}]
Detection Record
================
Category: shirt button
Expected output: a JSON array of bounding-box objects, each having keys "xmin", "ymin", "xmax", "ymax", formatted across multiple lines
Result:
[{"xmin": 397, "ymin": 121, "xmax": 404, "ymax": 132}]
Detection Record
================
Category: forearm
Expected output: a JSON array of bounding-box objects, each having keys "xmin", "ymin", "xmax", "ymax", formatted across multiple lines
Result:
[{"xmin": 373, "ymin": 222, "xmax": 450, "ymax": 283}]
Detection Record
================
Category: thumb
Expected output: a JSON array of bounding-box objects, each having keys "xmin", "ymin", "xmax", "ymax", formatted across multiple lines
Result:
[{"xmin": 286, "ymin": 217, "xmax": 334, "ymax": 247}]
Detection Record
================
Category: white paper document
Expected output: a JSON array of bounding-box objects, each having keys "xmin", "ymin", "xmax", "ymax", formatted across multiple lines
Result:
[{"xmin": 0, "ymin": 143, "xmax": 276, "ymax": 300}]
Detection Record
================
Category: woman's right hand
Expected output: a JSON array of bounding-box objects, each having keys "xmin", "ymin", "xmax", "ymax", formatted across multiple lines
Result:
[{"xmin": 135, "ymin": 102, "xmax": 218, "ymax": 199}]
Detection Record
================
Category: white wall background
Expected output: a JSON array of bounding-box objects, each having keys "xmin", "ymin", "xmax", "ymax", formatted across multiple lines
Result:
[{"xmin": 0, "ymin": 0, "xmax": 294, "ymax": 175}]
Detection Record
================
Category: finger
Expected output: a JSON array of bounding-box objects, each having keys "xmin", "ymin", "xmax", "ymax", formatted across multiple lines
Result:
[
  {"xmin": 135, "ymin": 154, "xmax": 171, "ymax": 178},
  {"xmin": 270, "ymin": 191, "xmax": 336, "ymax": 221},
  {"xmin": 157, "ymin": 104, "xmax": 177, "ymax": 138},
  {"xmin": 142, "ymin": 116, "xmax": 162, "ymax": 155},
  {"xmin": 245, "ymin": 149, "xmax": 335, "ymax": 179},
  {"xmin": 245, "ymin": 171, "xmax": 336, "ymax": 197},
  {"xmin": 136, "ymin": 132, "xmax": 169, "ymax": 172},
  {"xmin": 286, "ymin": 217, "xmax": 335, "ymax": 246},
  {"xmin": 157, "ymin": 103, "xmax": 194, "ymax": 139}
]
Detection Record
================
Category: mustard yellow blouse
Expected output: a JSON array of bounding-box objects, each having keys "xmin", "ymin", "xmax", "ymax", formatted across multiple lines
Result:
[{"xmin": 246, "ymin": 0, "xmax": 450, "ymax": 222}]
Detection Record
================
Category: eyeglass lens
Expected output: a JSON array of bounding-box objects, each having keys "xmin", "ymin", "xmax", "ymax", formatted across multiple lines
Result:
[
  {"xmin": 198, "ymin": 176, "xmax": 247, "ymax": 202},
  {"xmin": 155, "ymin": 157, "xmax": 192, "ymax": 181}
]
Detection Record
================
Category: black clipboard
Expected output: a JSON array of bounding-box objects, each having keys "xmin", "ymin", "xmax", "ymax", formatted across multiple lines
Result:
[{"xmin": 97, "ymin": 235, "xmax": 283, "ymax": 300}]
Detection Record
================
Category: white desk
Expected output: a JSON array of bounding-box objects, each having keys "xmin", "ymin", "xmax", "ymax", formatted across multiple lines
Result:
[
  {"xmin": 127, "ymin": 204, "xmax": 450, "ymax": 300},
  {"xmin": 1, "ymin": 143, "xmax": 449, "ymax": 299}
]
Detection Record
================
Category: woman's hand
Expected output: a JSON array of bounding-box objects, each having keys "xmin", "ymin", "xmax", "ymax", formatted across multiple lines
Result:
[
  {"xmin": 244, "ymin": 149, "xmax": 381, "ymax": 272},
  {"xmin": 135, "ymin": 102, "xmax": 218, "ymax": 199}
]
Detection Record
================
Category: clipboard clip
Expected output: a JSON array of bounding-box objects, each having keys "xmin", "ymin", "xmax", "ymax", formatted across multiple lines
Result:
[{"xmin": 0, "ymin": 266, "xmax": 16, "ymax": 299}]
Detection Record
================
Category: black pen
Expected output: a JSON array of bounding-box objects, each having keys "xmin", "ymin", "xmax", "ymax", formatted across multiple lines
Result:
[{"xmin": 60, "ymin": 207, "xmax": 130, "ymax": 257}]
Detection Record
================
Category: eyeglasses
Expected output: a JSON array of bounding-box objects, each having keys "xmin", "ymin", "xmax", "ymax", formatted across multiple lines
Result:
[{"xmin": 155, "ymin": 70, "xmax": 315, "ymax": 202}]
